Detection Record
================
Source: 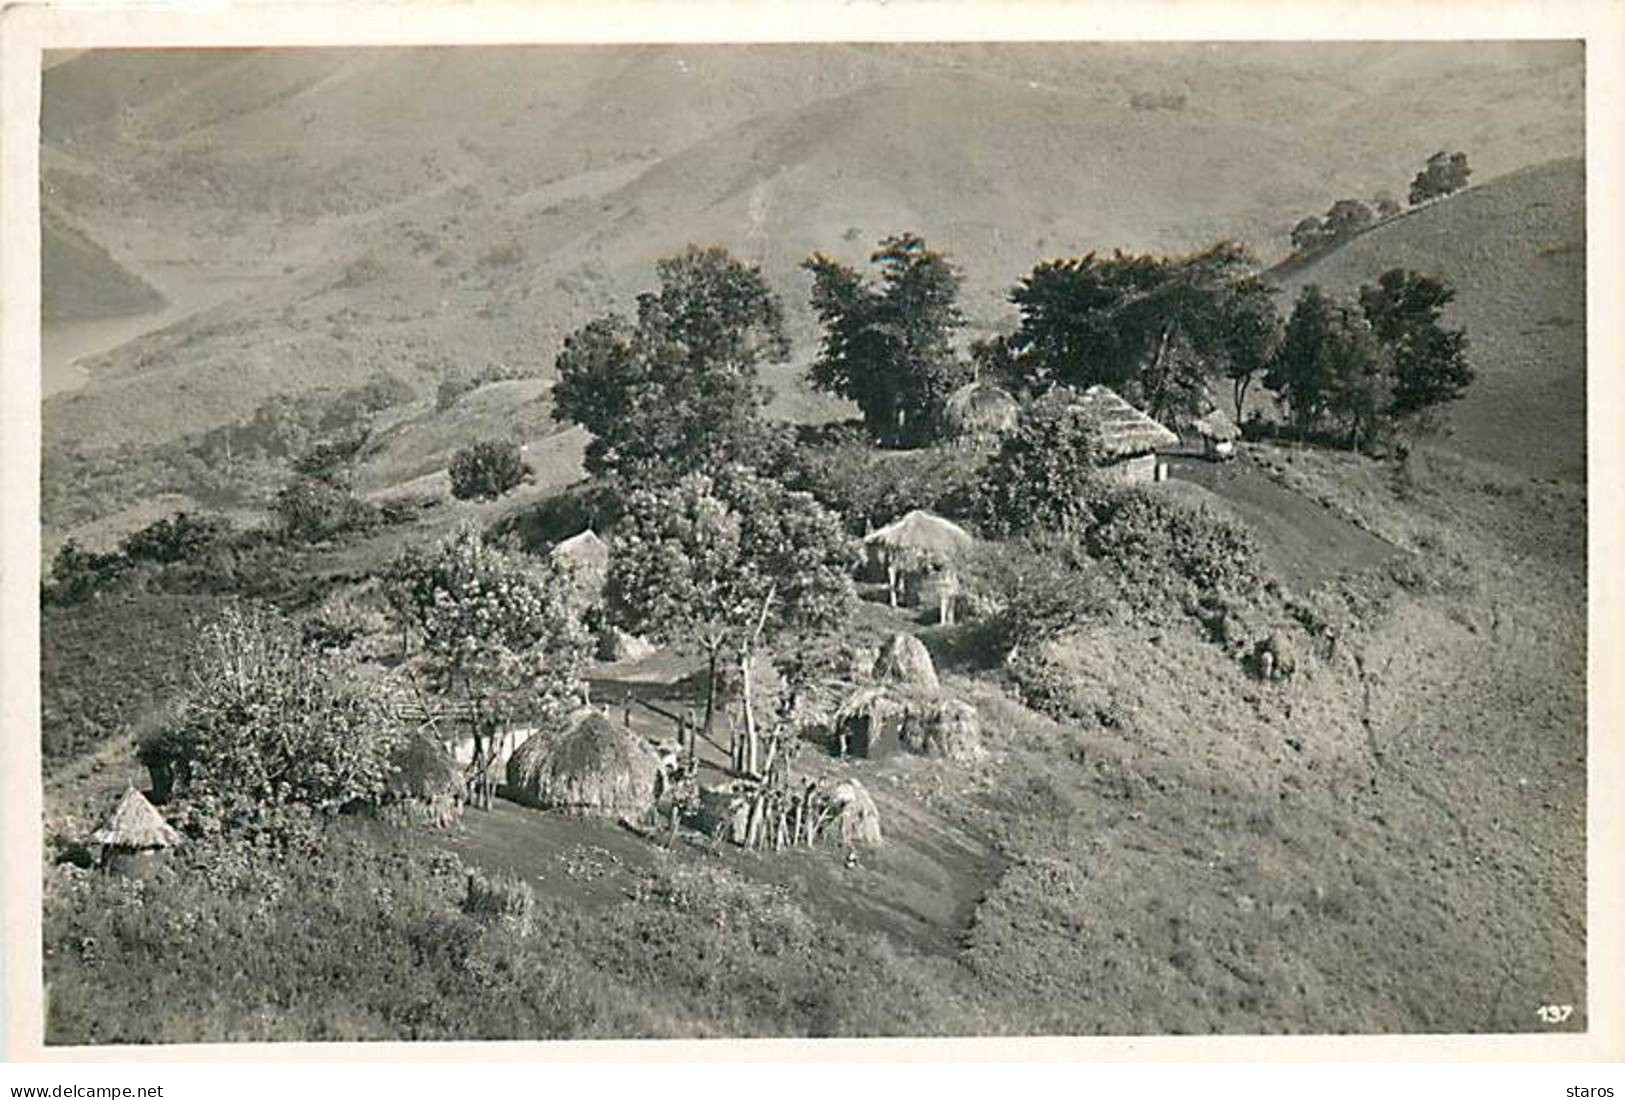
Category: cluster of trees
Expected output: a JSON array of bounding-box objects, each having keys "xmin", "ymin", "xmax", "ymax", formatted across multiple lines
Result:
[
  {"xmin": 1267, "ymin": 269, "xmax": 1473, "ymax": 450},
  {"xmin": 1290, "ymin": 151, "xmax": 1472, "ymax": 257}
]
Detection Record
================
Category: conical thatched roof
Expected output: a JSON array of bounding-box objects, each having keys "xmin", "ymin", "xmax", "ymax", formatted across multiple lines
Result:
[
  {"xmin": 550, "ymin": 529, "xmax": 609, "ymax": 597},
  {"xmin": 905, "ymin": 698, "xmax": 988, "ymax": 764},
  {"xmin": 1069, "ymin": 385, "xmax": 1180, "ymax": 459},
  {"xmin": 863, "ymin": 510, "xmax": 974, "ymax": 559},
  {"xmin": 943, "ymin": 381, "xmax": 1020, "ymax": 438},
  {"xmin": 505, "ymin": 711, "xmax": 660, "ymax": 818},
  {"xmin": 1193, "ymin": 407, "xmax": 1240, "ymax": 441},
  {"xmin": 873, "ymin": 632, "xmax": 939, "ymax": 692},
  {"xmin": 92, "ymin": 787, "xmax": 180, "ymax": 850}
]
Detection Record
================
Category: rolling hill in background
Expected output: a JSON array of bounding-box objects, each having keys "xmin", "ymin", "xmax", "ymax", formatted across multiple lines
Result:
[
  {"xmin": 1275, "ymin": 157, "xmax": 1586, "ymax": 482},
  {"xmin": 38, "ymin": 42, "xmax": 1585, "ymax": 537}
]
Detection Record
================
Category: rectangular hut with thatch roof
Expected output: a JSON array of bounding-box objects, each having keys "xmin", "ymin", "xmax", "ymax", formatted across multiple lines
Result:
[
  {"xmin": 861, "ymin": 509, "xmax": 975, "ymax": 617},
  {"xmin": 1071, "ymin": 384, "xmax": 1181, "ymax": 483}
]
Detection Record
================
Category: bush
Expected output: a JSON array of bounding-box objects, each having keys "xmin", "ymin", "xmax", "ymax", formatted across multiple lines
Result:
[
  {"xmin": 119, "ymin": 511, "xmax": 231, "ymax": 565},
  {"xmin": 47, "ymin": 538, "xmax": 130, "ymax": 604},
  {"xmin": 273, "ymin": 476, "xmax": 379, "ymax": 543},
  {"xmin": 449, "ymin": 440, "xmax": 530, "ymax": 501},
  {"xmin": 1083, "ymin": 488, "xmax": 1266, "ymax": 610},
  {"xmin": 463, "ymin": 868, "xmax": 536, "ymax": 935},
  {"xmin": 960, "ymin": 535, "xmax": 1114, "ymax": 657},
  {"xmin": 972, "ymin": 392, "xmax": 1110, "ymax": 537},
  {"xmin": 150, "ymin": 603, "xmax": 403, "ymax": 821},
  {"xmin": 778, "ymin": 434, "xmax": 981, "ymax": 533}
]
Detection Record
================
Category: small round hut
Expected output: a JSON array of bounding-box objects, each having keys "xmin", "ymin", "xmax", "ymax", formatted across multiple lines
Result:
[
  {"xmin": 93, "ymin": 786, "xmax": 180, "ymax": 875},
  {"xmin": 942, "ymin": 381, "xmax": 1020, "ymax": 445},
  {"xmin": 383, "ymin": 733, "xmax": 464, "ymax": 826},
  {"xmin": 505, "ymin": 711, "xmax": 661, "ymax": 820}
]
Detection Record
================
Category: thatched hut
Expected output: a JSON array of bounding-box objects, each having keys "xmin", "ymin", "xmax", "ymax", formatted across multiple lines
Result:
[
  {"xmin": 862, "ymin": 510, "xmax": 974, "ymax": 608},
  {"xmin": 822, "ymin": 779, "xmax": 883, "ymax": 848},
  {"xmin": 833, "ymin": 686, "xmax": 923, "ymax": 760},
  {"xmin": 505, "ymin": 711, "xmax": 661, "ymax": 819},
  {"xmin": 93, "ymin": 787, "xmax": 180, "ymax": 874},
  {"xmin": 1193, "ymin": 407, "xmax": 1240, "ymax": 461},
  {"xmin": 873, "ymin": 632, "xmax": 939, "ymax": 692},
  {"xmin": 903, "ymin": 698, "xmax": 987, "ymax": 763},
  {"xmin": 943, "ymin": 381, "xmax": 1020, "ymax": 444},
  {"xmin": 1069, "ymin": 385, "xmax": 1180, "ymax": 483},
  {"xmin": 383, "ymin": 733, "xmax": 464, "ymax": 826},
  {"xmin": 549, "ymin": 529, "xmax": 610, "ymax": 602}
]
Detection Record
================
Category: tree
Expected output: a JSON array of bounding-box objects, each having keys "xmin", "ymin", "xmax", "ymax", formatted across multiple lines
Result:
[
  {"xmin": 605, "ymin": 468, "xmax": 856, "ymax": 775},
  {"xmin": 1265, "ymin": 285, "xmax": 1392, "ymax": 449},
  {"xmin": 1373, "ymin": 191, "xmax": 1402, "ymax": 219},
  {"xmin": 1358, "ymin": 268, "xmax": 1474, "ymax": 421},
  {"xmin": 1291, "ymin": 216, "xmax": 1329, "ymax": 254},
  {"xmin": 1409, "ymin": 151, "xmax": 1471, "ymax": 205},
  {"xmin": 1217, "ymin": 278, "xmax": 1285, "ymax": 424},
  {"xmin": 1323, "ymin": 198, "xmax": 1375, "ymax": 241},
  {"xmin": 449, "ymin": 439, "xmax": 531, "ymax": 501},
  {"xmin": 1265, "ymin": 284, "xmax": 1339, "ymax": 436},
  {"xmin": 552, "ymin": 246, "xmax": 789, "ymax": 482},
  {"xmin": 1002, "ymin": 241, "xmax": 1263, "ymax": 424},
  {"xmin": 804, "ymin": 233, "xmax": 970, "ymax": 447},
  {"xmin": 973, "ymin": 390, "xmax": 1110, "ymax": 537},
  {"xmin": 152, "ymin": 603, "xmax": 402, "ymax": 821},
  {"xmin": 386, "ymin": 525, "xmax": 591, "ymax": 804}
]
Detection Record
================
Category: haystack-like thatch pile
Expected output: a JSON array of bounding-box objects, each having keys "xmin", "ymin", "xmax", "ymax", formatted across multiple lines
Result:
[
  {"xmin": 902, "ymin": 697, "xmax": 987, "ymax": 763},
  {"xmin": 93, "ymin": 787, "xmax": 180, "ymax": 851},
  {"xmin": 598, "ymin": 625, "xmax": 657, "ymax": 663},
  {"xmin": 943, "ymin": 381, "xmax": 1020, "ymax": 440},
  {"xmin": 505, "ymin": 711, "xmax": 660, "ymax": 819},
  {"xmin": 1193, "ymin": 407, "xmax": 1240, "ymax": 442},
  {"xmin": 873, "ymin": 632, "xmax": 939, "ymax": 692},
  {"xmin": 384, "ymin": 733, "xmax": 464, "ymax": 826},
  {"xmin": 1069, "ymin": 385, "xmax": 1180, "ymax": 459},
  {"xmin": 823, "ymin": 779, "xmax": 883, "ymax": 848}
]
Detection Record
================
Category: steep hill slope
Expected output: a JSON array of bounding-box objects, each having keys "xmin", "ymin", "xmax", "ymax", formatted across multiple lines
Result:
[{"xmin": 1275, "ymin": 157, "xmax": 1586, "ymax": 482}]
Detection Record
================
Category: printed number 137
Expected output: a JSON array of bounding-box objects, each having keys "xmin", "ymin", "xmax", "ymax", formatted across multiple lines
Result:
[{"xmin": 1537, "ymin": 1004, "xmax": 1574, "ymax": 1024}]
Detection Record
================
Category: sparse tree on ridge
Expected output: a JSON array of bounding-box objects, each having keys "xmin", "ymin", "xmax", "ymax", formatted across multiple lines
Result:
[
  {"xmin": 1323, "ymin": 198, "xmax": 1375, "ymax": 241},
  {"xmin": 804, "ymin": 233, "xmax": 970, "ymax": 448},
  {"xmin": 1408, "ymin": 151, "xmax": 1472, "ymax": 205},
  {"xmin": 552, "ymin": 246, "xmax": 789, "ymax": 483}
]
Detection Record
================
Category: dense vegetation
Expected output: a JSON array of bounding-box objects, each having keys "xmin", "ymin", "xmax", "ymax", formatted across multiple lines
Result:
[{"xmin": 43, "ymin": 157, "xmax": 1586, "ymax": 1044}]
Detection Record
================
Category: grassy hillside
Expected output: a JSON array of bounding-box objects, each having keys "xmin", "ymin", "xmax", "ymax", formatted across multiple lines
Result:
[
  {"xmin": 40, "ymin": 45, "xmax": 1581, "ymax": 483},
  {"xmin": 1275, "ymin": 157, "xmax": 1586, "ymax": 482},
  {"xmin": 40, "ymin": 438, "xmax": 1585, "ymax": 1038}
]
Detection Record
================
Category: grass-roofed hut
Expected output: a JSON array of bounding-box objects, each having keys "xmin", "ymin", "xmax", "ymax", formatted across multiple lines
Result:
[
  {"xmin": 93, "ymin": 786, "xmax": 180, "ymax": 875},
  {"xmin": 382, "ymin": 732, "xmax": 464, "ymax": 826},
  {"xmin": 549, "ymin": 528, "xmax": 610, "ymax": 602},
  {"xmin": 1193, "ymin": 407, "xmax": 1240, "ymax": 461},
  {"xmin": 943, "ymin": 380, "xmax": 1020, "ymax": 445},
  {"xmin": 1071, "ymin": 385, "xmax": 1180, "ymax": 483},
  {"xmin": 505, "ymin": 710, "xmax": 661, "ymax": 820},
  {"xmin": 863, "ymin": 509, "xmax": 974, "ymax": 611}
]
